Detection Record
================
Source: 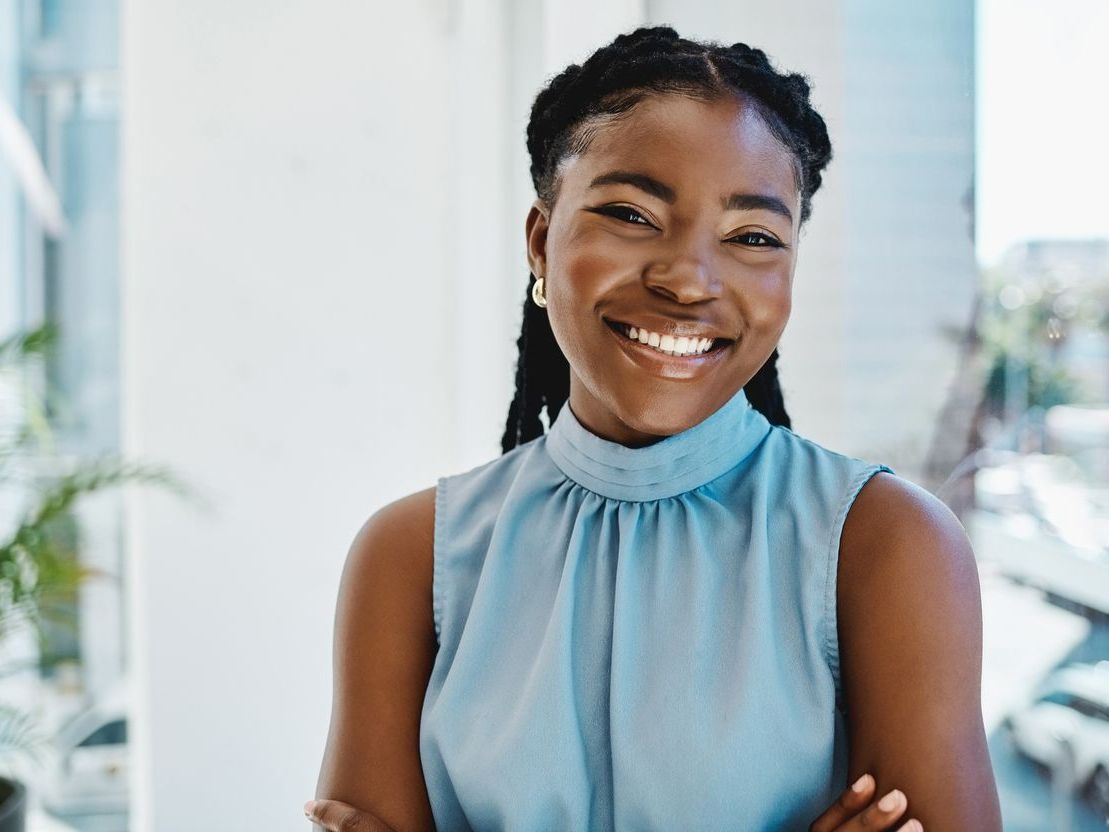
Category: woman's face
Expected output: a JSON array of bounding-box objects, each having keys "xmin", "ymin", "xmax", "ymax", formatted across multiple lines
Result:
[{"xmin": 525, "ymin": 92, "xmax": 800, "ymax": 447}]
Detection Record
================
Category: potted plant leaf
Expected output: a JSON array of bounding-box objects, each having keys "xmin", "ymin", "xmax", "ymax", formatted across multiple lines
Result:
[{"xmin": 0, "ymin": 322, "xmax": 192, "ymax": 831}]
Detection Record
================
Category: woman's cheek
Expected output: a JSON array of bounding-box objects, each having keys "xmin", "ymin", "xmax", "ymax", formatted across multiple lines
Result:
[
  {"xmin": 559, "ymin": 244, "xmax": 630, "ymax": 298},
  {"xmin": 744, "ymin": 269, "xmax": 792, "ymax": 330}
]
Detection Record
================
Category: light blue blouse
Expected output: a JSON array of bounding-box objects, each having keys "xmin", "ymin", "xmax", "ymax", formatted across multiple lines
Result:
[{"xmin": 420, "ymin": 385, "xmax": 894, "ymax": 831}]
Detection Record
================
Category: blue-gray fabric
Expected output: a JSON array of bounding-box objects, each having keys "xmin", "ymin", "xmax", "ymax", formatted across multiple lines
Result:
[{"xmin": 420, "ymin": 385, "xmax": 894, "ymax": 831}]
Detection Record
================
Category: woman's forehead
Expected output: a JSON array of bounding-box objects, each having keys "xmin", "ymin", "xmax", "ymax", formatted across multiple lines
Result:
[{"xmin": 561, "ymin": 94, "xmax": 797, "ymax": 202}]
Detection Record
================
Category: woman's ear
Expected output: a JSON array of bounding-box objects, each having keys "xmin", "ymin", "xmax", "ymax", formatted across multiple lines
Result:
[{"xmin": 525, "ymin": 199, "xmax": 550, "ymax": 278}]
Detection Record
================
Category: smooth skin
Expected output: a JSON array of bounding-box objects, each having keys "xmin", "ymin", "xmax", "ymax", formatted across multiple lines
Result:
[
  {"xmin": 526, "ymin": 93, "xmax": 795, "ymax": 448},
  {"xmin": 310, "ymin": 91, "xmax": 1003, "ymax": 830}
]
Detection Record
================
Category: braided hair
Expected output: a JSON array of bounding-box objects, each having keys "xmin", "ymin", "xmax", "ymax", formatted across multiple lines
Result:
[{"xmin": 501, "ymin": 25, "xmax": 834, "ymax": 454}]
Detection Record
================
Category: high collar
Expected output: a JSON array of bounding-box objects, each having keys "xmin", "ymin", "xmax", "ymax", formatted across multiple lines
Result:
[{"xmin": 543, "ymin": 386, "xmax": 772, "ymax": 502}]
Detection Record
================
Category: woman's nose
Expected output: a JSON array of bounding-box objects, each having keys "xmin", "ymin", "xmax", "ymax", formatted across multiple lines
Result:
[{"xmin": 642, "ymin": 252, "xmax": 719, "ymax": 304}]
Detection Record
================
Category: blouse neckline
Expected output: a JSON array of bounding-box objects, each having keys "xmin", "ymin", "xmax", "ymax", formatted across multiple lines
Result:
[{"xmin": 544, "ymin": 385, "xmax": 772, "ymax": 502}]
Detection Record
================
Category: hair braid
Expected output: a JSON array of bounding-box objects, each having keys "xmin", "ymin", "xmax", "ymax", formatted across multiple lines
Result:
[
  {"xmin": 503, "ymin": 25, "xmax": 829, "ymax": 452},
  {"xmin": 500, "ymin": 273, "xmax": 570, "ymax": 452}
]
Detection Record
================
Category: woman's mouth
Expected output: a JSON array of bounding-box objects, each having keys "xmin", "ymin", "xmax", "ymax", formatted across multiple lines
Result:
[
  {"xmin": 603, "ymin": 318, "xmax": 732, "ymax": 358},
  {"xmin": 602, "ymin": 317, "xmax": 735, "ymax": 378}
]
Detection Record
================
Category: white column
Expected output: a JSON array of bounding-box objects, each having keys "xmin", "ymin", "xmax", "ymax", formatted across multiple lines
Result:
[
  {"xmin": 446, "ymin": 0, "xmax": 516, "ymax": 467},
  {"xmin": 122, "ymin": 3, "xmax": 454, "ymax": 829}
]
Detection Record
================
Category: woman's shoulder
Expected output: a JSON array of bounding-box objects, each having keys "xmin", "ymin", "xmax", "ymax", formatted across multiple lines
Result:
[
  {"xmin": 340, "ymin": 429, "xmax": 559, "ymax": 612},
  {"xmin": 838, "ymin": 470, "xmax": 969, "ymax": 574},
  {"xmin": 832, "ymin": 472, "xmax": 997, "ymax": 829},
  {"xmin": 368, "ymin": 484, "xmax": 438, "ymax": 559},
  {"xmin": 762, "ymin": 419, "xmax": 884, "ymax": 469},
  {"xmin": 755, "ymin": 422, "xmax": 895, "ymax": 509},
  {"xmin": 349, "ymin": 485, "xmax": 439, "ymax": 620},
  {"xmin": 435, "ymin": 437, "xmax": 550, "ymax": 510},
  {"xmin": 322, "ymin": 485, "xmax": 440, "ymax": 831},
  {"xmin": 835, "ymin": 467, "xmax": 982, "ymax": 688}
]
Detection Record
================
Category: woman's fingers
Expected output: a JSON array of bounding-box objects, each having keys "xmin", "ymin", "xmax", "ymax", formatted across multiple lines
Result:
[
  {"xmin": 836, "ymin": 785, "xmax": 920, "ymax": 832},
  {"xmin": 808, "ymin": 773, "xmax": 877, "ymax": 832},
  {"xmin": 302, "ymin": 786, "xmax": 920, "ymax": 832},
  {"xmin": 807, "ymin": 775, "xmax": 922, "ymax": 832},
  {"xmin": 303, "ymin": 799, "xmax": 400, "ymax": 832}
]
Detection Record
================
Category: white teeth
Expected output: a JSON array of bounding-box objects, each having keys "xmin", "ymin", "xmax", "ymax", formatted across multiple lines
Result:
[{"xmin": 621, "ymin": 324, "xmax": 717, "ymax": 356}]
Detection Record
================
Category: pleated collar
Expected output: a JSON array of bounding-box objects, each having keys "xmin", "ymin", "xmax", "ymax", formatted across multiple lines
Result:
[{"xmin": 544, "ymin": 385, "xmax": 771, "ymax": 502}]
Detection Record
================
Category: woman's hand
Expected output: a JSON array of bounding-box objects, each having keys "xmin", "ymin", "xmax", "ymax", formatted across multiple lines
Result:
[
  {"xmin": 303, "ymin": 777, "xmax": 920, "ymax": 832},
  {"xmin": 303, "ymin": 799, "xmax": 402, "ymax": 832},
  {"xmin": 808, "ymin": 773, "xmax": 922, "ymax": 832}
]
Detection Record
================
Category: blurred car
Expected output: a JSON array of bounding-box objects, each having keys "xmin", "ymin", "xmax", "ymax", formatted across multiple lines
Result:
[
  {"xmin": 1002, "ymin": 660, "xmax": 1109, "ymax": 817},
  {"xmin": 38, "ymin": 677, "xmax": 129, "ymax": 827}
]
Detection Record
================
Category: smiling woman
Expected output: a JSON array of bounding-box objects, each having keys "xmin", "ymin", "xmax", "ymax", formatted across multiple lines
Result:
[
  {"xmin": 523, "ymin": 91, "xmax": 799, "ymax": 443},
  {"xmin": 310, "ymin": 24, "xmax": 1003, "ymax": 832}
]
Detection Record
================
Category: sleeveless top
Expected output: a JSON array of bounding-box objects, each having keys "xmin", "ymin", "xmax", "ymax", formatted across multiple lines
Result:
[{"xmin": 419, "ymin": 385, "xmax": 895, "ymax": 831}]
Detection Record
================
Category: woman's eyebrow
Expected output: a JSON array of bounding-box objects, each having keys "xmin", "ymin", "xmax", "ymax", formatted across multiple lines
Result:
[{"xmin": 587, "ymin": 169, "xmax": 793, "ymax": 224}]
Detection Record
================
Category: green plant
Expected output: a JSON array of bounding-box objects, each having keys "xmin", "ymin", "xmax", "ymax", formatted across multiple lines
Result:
[
  {"xmin": 978, "ymin": 269, "xmax": 1088, "ymax": 418},
  {"xmin": 0, "ymin": 322, "xmax": 192, "ymax": 771}
]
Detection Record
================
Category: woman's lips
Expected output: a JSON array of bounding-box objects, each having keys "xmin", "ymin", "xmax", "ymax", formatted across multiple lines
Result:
[
  {"xmin": 603, "ymin": 317, "xmax": 734, "ymax": 378},
  {"xmin": 604, "ymin": 318, "xmax": 731, "ymax": 357}
]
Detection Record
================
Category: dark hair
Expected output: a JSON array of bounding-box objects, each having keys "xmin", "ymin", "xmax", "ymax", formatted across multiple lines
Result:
[{"xmin": 501, "ymin": 25, "xmax": 834, "ymax": 454}]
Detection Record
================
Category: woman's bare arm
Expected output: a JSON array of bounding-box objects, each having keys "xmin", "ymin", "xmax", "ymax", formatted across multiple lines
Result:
[
  {"xmin": 837, "ymin": 472, "xmax": 1003, "ymax": 831},
  {"xmin": 313, "ymin": 486, "xmax": 439, "ymax": 832}
]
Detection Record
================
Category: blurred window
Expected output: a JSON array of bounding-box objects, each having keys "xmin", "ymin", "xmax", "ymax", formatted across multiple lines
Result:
[{"xmin": 1, "ymin": 0, "xmax": 123, "ymax": 688}]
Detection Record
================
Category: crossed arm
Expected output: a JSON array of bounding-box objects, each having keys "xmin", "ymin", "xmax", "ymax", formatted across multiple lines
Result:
[
  {"xmin": 310, "ymin": 474, "xmax": 1004, "ymax": 831},
  {"xmin": 312, "ymin": 486, "xmax": 440, "ymax": 832},
  {"xmin": 836, "ymin": 471, "xmax": 1003, "ymax": 831}
]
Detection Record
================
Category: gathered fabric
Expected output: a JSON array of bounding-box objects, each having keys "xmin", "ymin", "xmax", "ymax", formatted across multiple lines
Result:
[{"xmin": 420, "ymin": 385, "xmax": 893, "ymax": 831}]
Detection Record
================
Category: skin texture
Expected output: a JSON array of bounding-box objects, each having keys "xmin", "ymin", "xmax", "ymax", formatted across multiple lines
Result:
[
  {"xmin": 525, "ymin": 93, "xmax": 798, "ymax": 447},
  {"xmin": 312, "ymin": 488, "xmax": 439, "ymax": 832},
  {"xmin": 311, "ymin": 90, "xmax": 1003, "ymax": 831},
  {"xmin": 837, "ymin": 472, "xmax": 1004, "ymax": 830}
]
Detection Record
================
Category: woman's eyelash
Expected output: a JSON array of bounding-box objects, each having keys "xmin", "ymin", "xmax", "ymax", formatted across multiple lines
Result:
[
  {"xmin": 591, "ymin": 205, "xmax": 785, "ymax": 248},
  {"xmin": 730, "ymin": 232, "xmax": 785, "ymax": 248},
  {"xmin": 594, "ymin": 205, "xmax": 653, "ymax": 226}
]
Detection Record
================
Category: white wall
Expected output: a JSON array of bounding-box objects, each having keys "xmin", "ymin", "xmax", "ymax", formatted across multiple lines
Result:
[{"xmin": 122, "ymin": 3, "xmax": 464, "ymax": 829}]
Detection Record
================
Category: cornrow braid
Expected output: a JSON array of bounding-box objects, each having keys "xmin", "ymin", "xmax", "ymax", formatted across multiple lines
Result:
[{"xmin": 502, "ymin": 25, "xmax": 831, "ymax": 453}]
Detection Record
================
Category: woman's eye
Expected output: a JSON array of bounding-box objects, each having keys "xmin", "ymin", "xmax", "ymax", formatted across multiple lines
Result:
[
  {"xmin": 730, "ymin": 231, "xmax": 784, "ymax": 248},
  {"xmin": 592, "ymin": 207, "xmax": 784, "ymax": 249},
  {"xmin": 595, "ymin": 205, "xmax": 653, "ymax": 226}
]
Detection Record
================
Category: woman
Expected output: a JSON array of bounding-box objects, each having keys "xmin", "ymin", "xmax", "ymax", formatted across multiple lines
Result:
[{"xmin": 306, "ymin": 26, "xmax": 1002, "ymax": 832}]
